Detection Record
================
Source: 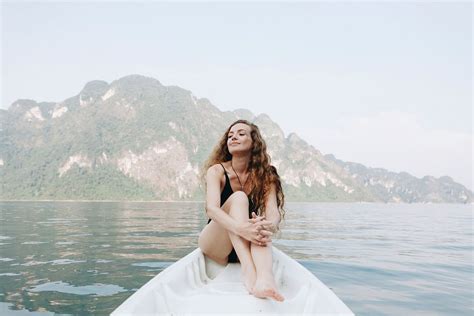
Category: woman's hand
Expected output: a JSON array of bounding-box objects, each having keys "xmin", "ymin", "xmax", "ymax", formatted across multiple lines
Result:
[
  {"xmin": 251, "ymin": 212, "xmax": 277, "ymax": 243},
  {"xmin": 237, "ymin": 212, "xmax": 273, "ymax": 246}
]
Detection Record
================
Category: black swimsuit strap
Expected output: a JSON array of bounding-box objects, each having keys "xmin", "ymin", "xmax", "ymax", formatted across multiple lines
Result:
[
  {"xmin": 219, "ymin": 163, "xmax": 230, "ymax": 180},
  {"xmin": 219, "ymin": 163, "xmax": 226, "ymax": 172}
]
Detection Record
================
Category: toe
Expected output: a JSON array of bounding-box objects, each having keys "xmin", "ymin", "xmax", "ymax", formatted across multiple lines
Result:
[{"xmin": 271, "ymin": 289, "xmax": 285, "ymax": 302}]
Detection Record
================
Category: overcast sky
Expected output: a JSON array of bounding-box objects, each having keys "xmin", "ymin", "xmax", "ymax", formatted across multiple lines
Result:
[{"xmin": 2, "ymin": 1, "xmax": 472, "ymax": 190}]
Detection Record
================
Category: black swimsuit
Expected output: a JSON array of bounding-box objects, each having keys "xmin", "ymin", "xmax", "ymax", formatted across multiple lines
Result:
[{"xmin": 207, "ymin": 163, "xmax": 256, "ymax": 263}]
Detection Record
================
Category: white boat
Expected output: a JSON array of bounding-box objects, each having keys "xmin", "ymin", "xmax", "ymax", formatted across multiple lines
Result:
[{"xmin": 112, "ymin": 246, "xmax": 354, "ymax": 315}]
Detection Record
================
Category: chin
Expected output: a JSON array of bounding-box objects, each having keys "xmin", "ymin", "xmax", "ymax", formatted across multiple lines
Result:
[{"xmin": 229, "ymin": 148, "xmax": 250, "ymax": 155}]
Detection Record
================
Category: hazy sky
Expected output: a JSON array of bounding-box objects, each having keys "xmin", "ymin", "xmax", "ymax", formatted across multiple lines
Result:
[{"xmin": 2, "ymin": 1, "xmax": 472, "ymax": 190}]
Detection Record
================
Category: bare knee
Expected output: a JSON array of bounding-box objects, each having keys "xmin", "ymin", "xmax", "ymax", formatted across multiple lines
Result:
[
  {"xmin": 228, "ymin": 191, "xmax": 249, "ymax": 207},
  {"xmin": 221, "ymin": 191, "xmax": 249, "ymax": 216},
  {"xmin": 231, "ymin": 190, "xmax": 248, "ymax": 199}
]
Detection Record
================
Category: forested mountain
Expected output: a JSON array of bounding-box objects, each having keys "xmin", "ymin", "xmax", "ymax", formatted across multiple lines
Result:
[{"xmin": 1, "ymin": 74, "xmax": 471, "ymax": 203}]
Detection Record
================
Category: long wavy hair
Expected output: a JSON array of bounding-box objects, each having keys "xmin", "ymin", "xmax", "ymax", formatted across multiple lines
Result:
[{"xmin": 201, "ymin": 119, "xmax": 285, "ymax": 228}]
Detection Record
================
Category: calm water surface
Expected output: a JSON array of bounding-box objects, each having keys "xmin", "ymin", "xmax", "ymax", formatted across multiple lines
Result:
[{"xmin": 0, "ymin": 201, "xmax": 472, "ymax": 315}]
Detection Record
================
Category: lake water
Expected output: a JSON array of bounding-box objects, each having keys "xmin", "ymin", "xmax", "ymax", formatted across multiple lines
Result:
[{"xmin": 0, "ymin": 201, "xmax": 472, "ymax": 315}]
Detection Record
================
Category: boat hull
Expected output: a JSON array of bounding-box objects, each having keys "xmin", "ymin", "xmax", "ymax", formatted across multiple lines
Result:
[{"xmin": 112, "ymin": 246, "xmax": 354, "ymax": 315}]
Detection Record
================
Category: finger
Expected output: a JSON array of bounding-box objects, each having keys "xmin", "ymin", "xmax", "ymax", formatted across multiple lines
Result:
[
  {"xmin": 259, "ymin": 234, "xmax": 272, "ymax": 240},
  {"xmin": 258, "ymin": 220, "xmax": 273, "ymax": 227},
  {"xmin": 252, "ymin": 212, "xmax": 257, "ymax": 218},
  {"xmin": 258, "ymin": 230, "xmax": 273, "ymax": 237},
  {"xmin": 261, "ymin": 225, "xmax": 274, "ymax": 233},
  {"xmin": 253, "ymin": 239, "xmax": 264, "ymax": 245},
  {"xmin": 254, "ymin": 221, "xmax": 272, "ymax": 228},
  {"xmin": 249, "ymin": 216, "xmax": 265, "ymax": 224},
  {"xmin": 258, "ymin": 230, "xmax": 272, "ymax": 238},
  {"xmin": 252, "ymin": 239, "xmax": 263, "ymax": 245}
]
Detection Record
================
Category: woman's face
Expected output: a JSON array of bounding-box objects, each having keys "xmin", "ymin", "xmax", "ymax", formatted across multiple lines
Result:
[{"xmin": 227, "ymin": 123, "xmax": 253, "ymax": 154}]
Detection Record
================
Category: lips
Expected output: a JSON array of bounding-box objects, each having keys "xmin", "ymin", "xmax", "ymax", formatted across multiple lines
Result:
[{"xmin": 230, "ymin": 142, "xmax": 240, "ymax": 146}]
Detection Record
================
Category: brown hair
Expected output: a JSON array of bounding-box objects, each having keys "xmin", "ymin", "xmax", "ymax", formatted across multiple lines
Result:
[{"xmin": 201, "ymin": 119, "xmax": 285, "ymax": 227}]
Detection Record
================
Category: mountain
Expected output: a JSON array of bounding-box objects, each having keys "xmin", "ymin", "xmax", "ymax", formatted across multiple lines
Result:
[{"xmin": 1, "ymin": 74, "xmax": 471, "ymax": 203}]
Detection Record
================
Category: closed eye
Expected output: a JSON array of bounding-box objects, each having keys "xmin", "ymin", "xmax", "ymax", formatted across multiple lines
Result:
[{"xmin": 228, "ymin": 133, "xmax": 245, "ymax": 138}]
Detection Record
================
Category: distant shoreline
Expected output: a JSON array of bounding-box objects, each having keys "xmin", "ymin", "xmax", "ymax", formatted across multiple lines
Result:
[
  {"xmin": 0, "ymin": 199, "xmax": 202, "ymax": 203},
  {"xmin": 0, "ymin": 199, "xmax": 471, "ymax": 205}
]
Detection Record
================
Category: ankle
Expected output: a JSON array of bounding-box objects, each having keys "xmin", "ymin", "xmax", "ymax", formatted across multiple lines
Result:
[
  {"xmin": 242, "ymin": 264, "xmax": 256, "ymax": 275},
  {"xmin": 256, "ymin": 271, "xmax": 274, "ymax": 281}
]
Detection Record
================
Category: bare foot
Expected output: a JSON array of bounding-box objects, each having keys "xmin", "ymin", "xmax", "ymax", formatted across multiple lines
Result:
[
  {"xmin": 252, "ymin": 276, "xmax": 285, "ymax": 302},
  {"xmin": 241, "ymin": 265, "xmax": 257, "ymax": 294}
]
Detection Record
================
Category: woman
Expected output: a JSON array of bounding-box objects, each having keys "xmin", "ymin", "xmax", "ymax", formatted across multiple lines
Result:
[{"xmin": 198, "ymin": 119, "xmax": 285, "ymax": 302}]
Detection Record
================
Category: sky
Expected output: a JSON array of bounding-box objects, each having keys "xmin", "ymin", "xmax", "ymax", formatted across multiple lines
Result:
[{"xmin": 1, "ymin": 1, "xmax": 472, "ymax": 190}]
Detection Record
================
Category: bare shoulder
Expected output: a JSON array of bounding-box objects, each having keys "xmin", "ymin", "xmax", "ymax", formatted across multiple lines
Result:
[{"xmin": 207, "ymin": 163, "xmax": 225, "ymax": 177}]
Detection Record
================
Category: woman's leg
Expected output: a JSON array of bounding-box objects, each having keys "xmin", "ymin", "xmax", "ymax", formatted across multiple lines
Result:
[
  {"xmin": 198, "ymin": 191, "xmax": 256, "ymax": 291},
  {"xmin": 198, "ymin": 220, "xmax": 233, "ymax": 266},
  {"xmin": 223, "ymin": 191, "xmax": 257, "ymax": 293},
  {"xmin": 222, "ymin": 192, "xmax": 283, "ymax": 300},
  {"xmin": 250, "ymin": 241, "xmax": 285, "ymax": 301}
]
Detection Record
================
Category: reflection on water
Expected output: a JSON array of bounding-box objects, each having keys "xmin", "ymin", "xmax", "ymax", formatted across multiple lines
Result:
[
  {"xmin": 0, "ymin": 201, "xmax": 472, "ymax": 315},
  {"xmin": 29, "ymin": 281, "xmax": 127, "ymax": 296}
]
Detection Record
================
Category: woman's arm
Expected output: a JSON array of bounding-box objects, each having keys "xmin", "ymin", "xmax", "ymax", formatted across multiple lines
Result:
[
  {"xmin": 205, "ymin": 164, "xmax": 241, "ymax": 235},
  {"xmin": 263, "ymin": 183, "xmax": 282, "ymax": 233}
]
